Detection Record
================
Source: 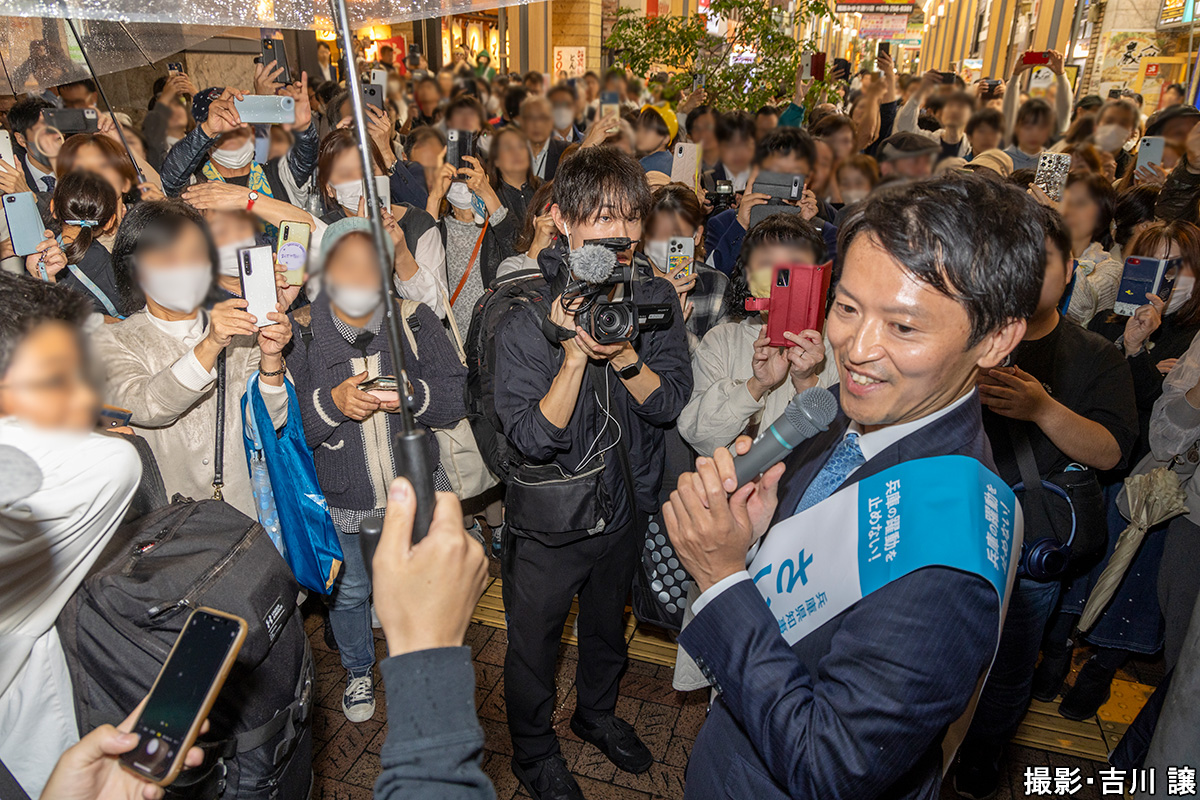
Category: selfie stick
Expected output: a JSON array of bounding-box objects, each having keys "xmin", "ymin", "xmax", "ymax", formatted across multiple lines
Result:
[
  {"xmin": 329, "ymin": 0, "xmax": 435, "ymax": 557},
  {"xmin": 64, "ymin": 19, "xmax": 147, "ymax": 184}
]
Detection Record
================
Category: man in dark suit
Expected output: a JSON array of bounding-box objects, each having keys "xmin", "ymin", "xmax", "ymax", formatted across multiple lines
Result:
[
  {"xmin": 663, "ymin": 173, "xmax": 1046, "ymax": 800},
  {"xmin": 518, "ymin": 95, "xmax": 571, "ymax": 182}
]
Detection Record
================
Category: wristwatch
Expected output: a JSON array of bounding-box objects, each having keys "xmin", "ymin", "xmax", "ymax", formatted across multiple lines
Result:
[
  {"xmin": 615, "ymin": 357, "xmax": 643, "ymax": 381},
  {"xmin": 245, "ymin": 190, "xmax": 259, "ymax": 212}
]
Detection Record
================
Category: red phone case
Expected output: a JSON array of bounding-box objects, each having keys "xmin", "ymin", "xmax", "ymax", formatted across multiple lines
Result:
[
  {"xmin": 745, "ymin": 263, "xmax": 833, "ymax": 347},
  {"xmin": 1022, "ymin": 51, "xmax": 1050, "ymax": 65}
]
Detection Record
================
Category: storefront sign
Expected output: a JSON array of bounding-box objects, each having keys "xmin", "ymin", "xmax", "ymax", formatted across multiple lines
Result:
[
  {"xmin": 860, "ymin": 13, "xmax": 909, "ymax": 37},
  {"xmin": 1158, "ymin": 0, "xmax": 1194, "ymax": 27},
  {"xmin": 553, "ymin": 47, "xmax": 587, "ymax": 78},
  {"xmin": 834, "ymin": 3, "xmax": 915, "ymax": 13}
]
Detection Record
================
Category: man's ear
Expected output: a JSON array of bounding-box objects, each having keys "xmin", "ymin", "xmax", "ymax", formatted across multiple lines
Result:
[
  {"xmin": 13, "ymin": 132, "xmax": 25, "ymax": 149},
  {"xmin": 550, "ymin": 204, "xmax": 569, "ymax": 237},
  {"xmin": 975, "ymin": 318, "xmax": 1027, "ymax": 371}
]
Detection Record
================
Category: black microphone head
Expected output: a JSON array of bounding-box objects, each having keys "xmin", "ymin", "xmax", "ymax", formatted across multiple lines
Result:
[
  {"xmin": 783, "ymin": 386, "xmax": 838, "ymax": 439},
  {"xmin": 569, "ymin": 244, "xmax": 617, "ymax": 284}
]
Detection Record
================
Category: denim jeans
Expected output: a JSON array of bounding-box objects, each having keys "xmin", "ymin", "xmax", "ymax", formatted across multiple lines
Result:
[
  {"xmin": 959, "ymin": 576, "xmax": 1063, "ymax": 771},
  {"xmin": 326, "ymin": 527, "xmax": 375, "ymax": 677}
]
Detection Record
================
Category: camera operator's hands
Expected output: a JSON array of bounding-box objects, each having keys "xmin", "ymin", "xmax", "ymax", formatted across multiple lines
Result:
[
  {"xmin": 372, "ymin": 478, "xmax": 488, "ymax": 657},
  {"xmin": 575, "ymin": 328, "xmax": 634, "ymax": 365},
  {"xmin": 782, "ymin": 330, "xmax": 824, "ymax": 392},
  {"xmin": 332, "ymin": 371, "xmax": 383, "ymax": 421},
  {"xmin": 26, "ymin": 232, "xmax": 65, "ymax": 282},
  {"xmin": 664, "ymin": 439, "xmax": 785, "ymax": 592},
  {"xmin": 550, "ymin": 294, "xmax": 588, "ymax": 366},
  {"xmin": 747, "ymin": 326, "xmax": 789, "ymax": 400},
  {"xmin": 205, "ymin": 298, "xmax": 258, "ymax": 349},
  {"xmin": 39, "ymin": 700, "xmax": 208, "ymax": 800}
]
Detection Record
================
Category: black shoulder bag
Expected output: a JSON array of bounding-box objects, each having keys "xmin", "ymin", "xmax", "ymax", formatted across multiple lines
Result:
[{"xmin": 212, "ymin": 351, "xmax": 226, "ymax": 501}]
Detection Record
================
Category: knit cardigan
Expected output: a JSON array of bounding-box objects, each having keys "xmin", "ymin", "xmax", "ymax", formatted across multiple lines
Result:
[{"xmin": 285, "ymin": 293, "xmax": 467, "ymax": 511}]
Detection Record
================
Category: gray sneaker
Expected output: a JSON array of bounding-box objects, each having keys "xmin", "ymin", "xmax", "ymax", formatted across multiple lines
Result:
[{"xmin": 342, "ymin": 671, "xmax": 375, "ymax": 723}]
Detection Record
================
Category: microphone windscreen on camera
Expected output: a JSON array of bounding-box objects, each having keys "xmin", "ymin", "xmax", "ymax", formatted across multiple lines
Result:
[
  {"xmin": 784, "ymin": 386, "xmax": 839, "ymax": 440},
  {"xmin": 569, "ymin": 244, "xmax": 617, "ymax": 283}
]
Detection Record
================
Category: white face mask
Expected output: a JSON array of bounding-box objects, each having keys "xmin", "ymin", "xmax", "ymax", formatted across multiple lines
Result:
[
  {"xmin": 1168, "ymin": 275, "xmax": 1195, "ymax": 314},
  {"xmin": 140, "ymin": 264, "xmax": 212, "ymax": 313},
  {"xmin": 840, "ymin": 188, "xmax": 868, "ymax": 205},
  {"xmin": 332, "ymin": 179, "xmax": 364, "ymax": 211},
  {"xmin": 217, "ymin": 235, "xmax": 258, "ymax": 277},
  {"xmin": 552, "ymin": 106, "xmax": 575, "ymax": 131},
  {"xmin": 1094, "ymin": 124, "xmax": 1130, "ymax": 154},
  {"xmin": 446, "ymin": 181, "xmax": 474, "ymax": 210},
  {"xmin": 210, "ymin": 136, "xmax": 255, "ymax": 169},
  {"xmin": 645, "ymin": 240, "xmax": 669, "ymax": 272},
  {"xmin": 325, "ymin": 282, "xmax": 382, "ymax": 317}
]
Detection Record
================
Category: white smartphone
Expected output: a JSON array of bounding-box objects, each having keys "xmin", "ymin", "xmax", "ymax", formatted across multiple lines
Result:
[
  {"xmin": 1136, "ymin": 136, "xmax": 1166, "ymax": 171},
  {"xmin": 237, "ymin": 245, "xmax": 279, "ymax": 327},
  {"xmin": 233, "ymin": 95, "xmax": 295, "ymax": 125},
  {"xmin": 0, "ymin": 131, "xmax": 14, "ymax": 167},
  {"xmin": 370, "ymin": 174, "xmax": 390, "ymax": 214},
  {"xmin": 370, "ymin": 68, "xmax": 388, "ymax": 87}
]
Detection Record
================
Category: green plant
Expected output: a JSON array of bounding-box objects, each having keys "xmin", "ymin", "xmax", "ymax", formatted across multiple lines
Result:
[{"xmin": 605, "ymin": 0, "xmax": 836, "ymax": 112}]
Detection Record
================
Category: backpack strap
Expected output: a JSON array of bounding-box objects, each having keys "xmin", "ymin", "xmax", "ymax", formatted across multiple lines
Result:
[
  {"xmin": 212, "ymin": 351, "xmax": 226, "ymax": 501},
  {"xmin": 398, "ymin": 298, "xmax": 421, "ymax": 359}
]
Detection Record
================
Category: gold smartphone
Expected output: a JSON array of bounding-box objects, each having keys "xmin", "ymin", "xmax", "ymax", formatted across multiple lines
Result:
[
  {"xmin": 118, "ymin": 608, "xmax": 247, "ymax": 787},
  {"xmin": 276, "ymin": 220, "xmax": 310, "ymax": 287}
]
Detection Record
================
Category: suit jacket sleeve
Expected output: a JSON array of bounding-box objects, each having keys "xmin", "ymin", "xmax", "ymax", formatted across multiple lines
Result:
[
  {"xmin": 678, "ymin": 569, "xmax": 999, "ymax": 799},
  {"xmin": 374, "ymin": 647, "xmax": 494, "ymax": 800}
]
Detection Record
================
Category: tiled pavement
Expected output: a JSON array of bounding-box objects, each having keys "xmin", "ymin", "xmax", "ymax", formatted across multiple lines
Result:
[{"xmin": 304, "ymin": 604, "xmax": 1165, "ymax": 800}]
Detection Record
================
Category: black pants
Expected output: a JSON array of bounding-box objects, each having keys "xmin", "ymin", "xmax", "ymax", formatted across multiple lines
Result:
[{"xmin": 502, "ymin": 523, "xmax": 639, "ymax": 764}]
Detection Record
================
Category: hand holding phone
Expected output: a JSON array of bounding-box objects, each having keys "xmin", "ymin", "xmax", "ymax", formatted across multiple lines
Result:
[
  {"xmin": 1021, "ymin": 50, "xmax": 1051, "ymax": 66},
  {"xmin": 744, "ymin": 263, "xmax": 833, "ymax": 347},
  {"xmin": 276, "ymin": 221, "xmax": 310, "ymax": 286},
  {"xmin": 237, "ymin": 245, "xmax": 280, "ymax": 327}
]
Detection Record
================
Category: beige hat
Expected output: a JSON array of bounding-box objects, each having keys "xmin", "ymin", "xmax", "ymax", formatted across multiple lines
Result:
[
  {"xmin": 964, "ymin": 148, "xmax": 1013, "ymax": 178},
  {"xmin": 935, "ymin": 156, "xmax": 968, "ymax": 174}
]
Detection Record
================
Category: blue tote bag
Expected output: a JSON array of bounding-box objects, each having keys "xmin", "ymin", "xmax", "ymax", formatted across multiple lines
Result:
[{"xmin": 242, "ymin": 375, "xmax": 343, "ymax": 593}]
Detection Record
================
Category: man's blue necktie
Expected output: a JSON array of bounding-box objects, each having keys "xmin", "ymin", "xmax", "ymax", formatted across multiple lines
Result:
[
  {"xmin": 42, "ymin": 175, "xmax": 56, "ymax": 192},
  {"xmin": 795, "ymin": 431, "xmax": 865, "ymax": 514}
]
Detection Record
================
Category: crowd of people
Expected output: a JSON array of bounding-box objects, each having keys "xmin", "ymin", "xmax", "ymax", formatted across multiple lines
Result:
[{"xmin": 2, "ymin": 36, "xmax": 1200, "ymax": 800}]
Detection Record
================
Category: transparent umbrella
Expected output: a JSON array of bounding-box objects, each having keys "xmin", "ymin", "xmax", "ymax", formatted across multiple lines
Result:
[
  {"xmin": 1079, "ymin": 467, "xmax": 1189, "ymax": 632},
  {"xmin": 0, "ymin": 18, "xmax": 223, "ymax": 95}
]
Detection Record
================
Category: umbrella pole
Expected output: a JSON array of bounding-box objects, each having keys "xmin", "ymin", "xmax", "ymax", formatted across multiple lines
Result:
[
  {"xmin": 117, "ymin": 22, "xmax": 156, "ymax": 69},
  {"xmin": 0, "ymin": 47, "xmax": 14, "ymax": 96},
  {"xmin": 65, "ymin": 19, "xmax": 146, "ymax": 184},
  {"xmin": 329, "ymin": 0, "xmax": 436, "ymax": 549}
]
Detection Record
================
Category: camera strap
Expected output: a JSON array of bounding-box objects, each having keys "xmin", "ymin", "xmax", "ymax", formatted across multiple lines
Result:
[
  {"xmin": 212, "ymin": 350, "xmax": 226, "ymax": 501},
  {"xmin": 588, "ymin": 362, "xmax": 640, "ymax": 529},
  {"xmin": 449, "ymin": 219, "xmax": 489, "ymax": 307}
]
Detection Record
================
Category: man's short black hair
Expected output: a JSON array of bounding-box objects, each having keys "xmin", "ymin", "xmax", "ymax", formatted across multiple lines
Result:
[
  {"xmin": 504, "ymin": 85, "xmax": 528, "ymax": 120},
  {"xmin": 317, "ymin": 40, "xmax": 331, "ymax": 51},
  {"xmin": 551, "ymin": 147, "xmax": 652, "ymax": 226},
  {"xmin": 942, "ymin": 90, "xmax": 975, "ymax": 110},
  {"xmin": 8, "ymin": 97, "xmax": 51, "ymax": 139},
  {"xmin": 547, "ymin": 83, "xmax": 577, "ymax": 103},
  {"xmin": 754, "ymin": 127, "xmax": 817, "ymax": 168},
  {"xmin": 60, "ymin": 79, "xmax": 97, "ymax": 93},
  {"xmin": 714, "ymin": 110, "xmax": 755, "ymax": 144},
  {"xmin": 755, "ymin": 105, "xmax": 779, "ymax": 119},
  {"xmin": 0, "ymin": 271, "xmax": 92, "ymax": 379},
  {"xmin": 584, "ymin": 71, "xmax": 599, "ymax": 81},
  {"xmin": 1166, "ymin": 82, "xmax": 1187, "ymax": 97},
  {"xmin": 836, "ymin": 173, "xmax": 1044, "ymax": 347},
  {"xmin": 966, "ymin": 107, "xmax": 1005, "ymax": 136},
  {"xmin": 685, "ymin": 105, "xmax": 712, "ymax": 137}
]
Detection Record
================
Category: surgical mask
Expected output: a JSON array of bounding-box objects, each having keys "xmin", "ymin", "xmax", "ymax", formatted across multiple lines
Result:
[
  {"xmin": 446, "ymin": 181, "xmax": 474, "ymax": 210},
  {"xmin": 332, "ymin": 179, "xmax": 364, "ymax": 211},
  {"xmin": 840, "ymin": 189, "xmax": 868, "ymax": 205},
  {"xmin": 645, "ymin": 240, "xmax": 669, "ymax": 272},
  {"xmin": 140, "ymin": 264, "xmax": 212, "ymax": 313},
  {"xmin": 748, "ymin": 268, "xmax": 773, "ymax": 300},
  {"xmin": 1123, "ymin": 133, "xmax": 1140, "ymax": 153},
  {"xmin": 1168, "ymin": 275, "xmax": 1195, "ymax": 314},
  {"xmin": 216, "ymin": 236, "xmax": 258, "ymax": 277},
  {"xmin": 209, "ymin": 136, "xmax": 255, "ymax": 169},
  {"xmin": 552, "ymin": 106, "xmax": 575, "ymax": 131},
  {"xmin": 1093, "ymin": 124, "xmax": 1130, "ymax": 153},
  {"xmin": 325, "ymin": 282, "xmax": 382, "ymax": 317}
]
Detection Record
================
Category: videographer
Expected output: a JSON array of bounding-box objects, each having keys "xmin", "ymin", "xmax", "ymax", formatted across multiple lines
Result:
[{"xmin": 492, "ymin": 147, "xmax": 691, "ymax": 800}]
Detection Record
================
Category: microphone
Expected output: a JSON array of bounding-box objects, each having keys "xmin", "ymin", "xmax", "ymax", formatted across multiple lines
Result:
[
  {"xmin": 569, "ymin": 243, "xmax": 617, "ymax": 283},
  {"xmin": 733, "ymin": 386, "xmax": 839, "ymax": 486}
]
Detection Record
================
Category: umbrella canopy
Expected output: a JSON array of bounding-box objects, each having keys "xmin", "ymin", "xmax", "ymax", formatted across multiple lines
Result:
[
  {"xmin": 4, "ymin": 0, "xmax": 529, "ymax": 34},
  {"xmin": 0, "ymin": 17, "xmax": 222, "ymax": 95}
]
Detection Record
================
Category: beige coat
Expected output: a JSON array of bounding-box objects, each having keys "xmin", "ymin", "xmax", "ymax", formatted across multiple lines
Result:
[{"xmin": 91, "ymin": 309, "xmax": 286, "ymax": 517}]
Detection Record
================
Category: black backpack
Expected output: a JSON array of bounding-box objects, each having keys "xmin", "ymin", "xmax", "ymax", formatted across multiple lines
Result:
[
  {"xmin": 464, "ymin": 268, "xmax": 549, "ymax": 482},
  {"xmin": 57, "ymin": 498, "xmax": 314, "ymax": 800}
]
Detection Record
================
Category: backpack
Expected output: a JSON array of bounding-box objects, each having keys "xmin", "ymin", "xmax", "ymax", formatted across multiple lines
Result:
[
  {"xmin": 464, "ymin": 268, "xmax": 549, "ymax": 482},
  {"xmin": 57, "ymin": 498, "xmax": 314, "ymax": 800}
]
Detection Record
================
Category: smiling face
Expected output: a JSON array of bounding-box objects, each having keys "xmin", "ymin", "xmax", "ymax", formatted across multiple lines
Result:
[{"xmin": 827, "ymin": 235, "xmax": 1022, "ymax": 431}]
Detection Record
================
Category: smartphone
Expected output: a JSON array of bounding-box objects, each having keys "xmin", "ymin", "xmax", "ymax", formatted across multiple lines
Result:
[
  {"xmin": 1021, "ymin": 50, "xmax": 1051, "ymax": 66},
  {"xmin": 832, "ymin": 58, "xmax": 852, "ymax": 80},
  {"xmin": 692, "ymin": 73, "xmax": 705, "ymax": 92},
  {"xmin": 369, "ymin": 174, "xmax": 390, "ymax": 214},
  {"xmin": 233, "ymin": 95, "xmax": 295, "ymax": 125},
  {"xmin": 1114, "ymin": 255, "xmax": 1182, "ymax": 316},
  {"xmin": 237, "ymin": 245, "xmax": 279, "ymax": 327},
  {"xmin": 260, "ymin": 38, "xmax": 292, "ymax": 84},
  {"xmin": 1033, "ymin": 152, "xmax": 1072, "ymax": 202},
  {"xmin": 1136, "ymin": 136, "xmax": 1166, "ymax": 171},
  {"xmin": 359, "ymin": 375, "xmax": 399, "ymax": 402},
  {"xmin": 446, "ymin": 129, "xmax": 477, "ymax": 177},
  {"xmin": 667, "ymin": 236, "xmax": 695, "ymax": 277},
  {"xmin": 980, "ymin": 78, "xmax": 1002, "ymax": 99},
  {"xmin": 938, "ymin": 71, "xmax": 957, "ymax": 85},
  {"xmin": 370, "ymin": 68, "xmax": 388, "ymax": 87},
  {"xmin": 98, "ymin": 405, "xmax": 133, "ymax": 429},
  {"xmin": 0, "ymin": 131, "xmax": 13, "ymax": 167},
  {"xmin": 878, "ymin": 42, "xmax": 891, "ymax": 58},
  {"xmin": 599, "ymin": 91, "xmax": 620, "ymax": 123},
  {"xmin": 361, "ymin": 84, "xmax": 385, "ymax": 111},
  {"xmin": 747, "ymin": 264, "xmax": 833, "ymax": 347},
  {"xmin": 3, "ymin": 193, "xmax": 45, "ymax": 257},
  {"xmin": 119, "ymin": 609, "xmax": 246, "ymax": 787},
  {"xmin": 1108, "ymin": 88, "xmax": 1123, "ymax": 99},
  {"xmin": 670, "ymin": 142, "xmax": 701, "ymax": 191},
  {"xmin": 276, "ymin": 221, "xmax": 310, "ymax": 287},
  {"xmin": 167, "ymin": 62, "xmax": 183, "ymax": 77},
  {"xmin": 800, "ymin": 52, "xmax": 827, "ymax": 82},
  {"xmin": 42, "ymin": 107, "xmax": 99, "ymax": 136}
]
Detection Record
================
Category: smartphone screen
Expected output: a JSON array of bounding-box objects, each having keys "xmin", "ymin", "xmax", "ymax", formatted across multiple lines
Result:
[
  {"xmin": 120, "ymin": 610, "xmax": 245, "ymax": 785},
  {"xmin": 599, "ymin": 91, "xmax": 620, "ymax": 124}
]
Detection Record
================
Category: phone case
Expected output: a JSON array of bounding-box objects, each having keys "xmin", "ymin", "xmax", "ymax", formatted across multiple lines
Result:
[
  {"xmin": 238, "ymin": 245, "xmax": 279, "ymax": 327},
  {"xmin": 276, "ymin": 221, "xmax": 310, "ymax": 287},
  {"xmin": 1033, "ymin": 153, "xmax": 1072, "ymax": 202},
  {"xmin": 1022, "ymin": 51, "xmax": 1051, "ymax": 65},
  {"xmin": 599, "ymin": 92, "xmax": 621, "ymax": 124},
  {"xmin": 233, "ymin": 95, "xmax": 295, "ymax": 125},
  {"xmin": 167, "ymin": 62, "xmax": 182, "ymax": 76},
  {"xmin": 800, "ymin": 53, "xmax": 826, "ymax": 81},
  {"xmin": 1136, "ymin": 136, "xmax": 1166, "ymax": 171},
  {"xmin": 372, "ymin": 175, "xmax": 390, "ymax": 213},
  {"xmin": 670, "ymin": 142, "xmax": 701, "ymax": 191},
  {"xmin": 447, "ymin": 129, "xmax": 477, "ymax": 173},
  {"xmin": 371, "ymin": 69, "xmax": 388, "ymax": 87},
  {"xmin": 43, "ymin": 108, "xmax": 99, "ymax": 135},
  {"xmin": 760, "ymin": 263, "xmax": 832, "ymax": 347},
  {"xmin": 1115, "ymin": 256, "xmax": 1180, "ymax": 316},
  {"xmin": 0, "ymin": 131, "xmax": 13, "ymax": 166},
  {"xmin": 362, "ymin": 84, "xmax": 385, "ymax": 110},
  {"xmin": 667, "ymin": 237, "xmax": 695, "ymax": 277},
  {"xmin": 260, "ymin": 39, "xmax": 291, "ymax": 83},
  {"xmin": 752, "ymin": 170, "xmax": 805, "ymax": 201},
  {"xmin": 4, "ymin": 193, "xmax": 45, "ymax": 257}
]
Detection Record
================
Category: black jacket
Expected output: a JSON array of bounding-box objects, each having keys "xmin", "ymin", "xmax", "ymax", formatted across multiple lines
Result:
[
  {"xmin": 1154, "ymin": 156, "xmax": 1200, "ymax": 223},
  {"xmin": 159, "ymin": 121, "xmax": 319, "ymax": 202},
  {"xmin": 492, "ymin": 242, "xmax": 693, "ymax": 525}
]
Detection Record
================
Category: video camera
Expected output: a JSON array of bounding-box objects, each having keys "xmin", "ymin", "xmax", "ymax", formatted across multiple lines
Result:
[
  {"xmin": 706, "ymin": 179, "xmax": 737, "ymax": 213},
  {"xmin": 561, "ymin": 237, "xmax": 674, "ymax": 345}
]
